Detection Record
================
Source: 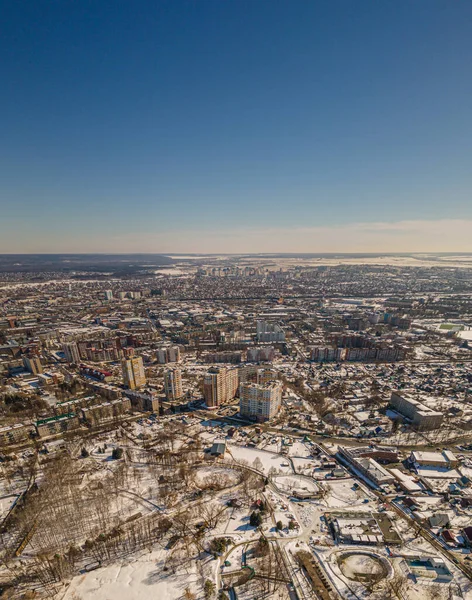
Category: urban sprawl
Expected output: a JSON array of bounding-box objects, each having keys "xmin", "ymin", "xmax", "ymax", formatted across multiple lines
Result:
[{"xmin": 1, "ymin": 254, "xmax": 472, "ymax": 600}]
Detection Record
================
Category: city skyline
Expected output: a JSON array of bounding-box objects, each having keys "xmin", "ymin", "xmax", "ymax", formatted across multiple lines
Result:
[{"xmin": 1, "ymin": 1, "xmax": 472, "ymax": 252}]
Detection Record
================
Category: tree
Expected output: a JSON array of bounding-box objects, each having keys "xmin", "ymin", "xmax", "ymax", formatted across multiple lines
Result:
[
  {"xmin": 249, "ymin": 511, "xmax": 262, "ymax": 527},
  {"xmin": 112, "ymin": 447, "xmax": 123, "ymax": 460},
  {"xmin": 254, "ymin": 536, "xmax": 269, "ymax": 557},
  {"xmin": 276, "ymin": 520, "xmax": 283, "ymax": 530},
  {"xmin": 80, "ymin": 447, "xmax": 89, "ymax": 458},
  {"xmin": 252, "ymin": 457, "xmax": 263, "ymax": 471},
  {"xmin": 204, "ymin": 579, "xmax": 215, "ymax": 599},
  {"xmin": 218, "ymin": 592, "xmax": 229, "ymax": 600},
  {"xmin": 209, "ymin": 537, "xmax": 231, "ymax": 556},
  {"xmin": 288, "ymin": 520, "xmax": 296, "ymax": 530},
  {"xmin": 200, "ymin": 503, "xmax": 224, "ymax": 530},
  {"xmin": 183, "ymin": 588, "xmax": 196, "ymax": 600}
]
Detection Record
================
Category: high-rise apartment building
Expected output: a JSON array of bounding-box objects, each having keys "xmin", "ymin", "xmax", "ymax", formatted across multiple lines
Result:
[
  {"xmin": 104, "ymin": 290, "xmax": 113, "ymax": 300},
  {"xmin": 156, "ymin": 346, "xmax": 181, "ymax": 364},
  {"xmin": 23, "ymin": 355, "xmax": 43, "ymax": 375},
  {"xmin": 227, "ymin": 367, "xmax": 239, "ymax": 399},
  {"xmin": 203, "ymin": 366, "xmax": 239, "ymax": 409},
  {"xmin": 122, "ymin": 356, "xmax": 146, "ymax": 390},
  {"xmin": 63, "ymin": 342, "xmax": 81, "ymax": 364},
  {"xmin": 239, "ymin": 381, "xmax": 283, "ymax": 422},
  {"xmin": 164, "ymin": 368, "xmax": 183, "ymax": 400}
]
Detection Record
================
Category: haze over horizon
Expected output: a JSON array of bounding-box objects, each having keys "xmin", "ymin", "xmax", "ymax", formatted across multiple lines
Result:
[{"xmin": 1, "ymin": 1, "xmax": 471, "ymax": 253}]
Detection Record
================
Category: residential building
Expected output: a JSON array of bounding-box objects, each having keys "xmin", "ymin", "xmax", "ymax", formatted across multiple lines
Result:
[
  {"xmin": 0, "ymin": 423, "xmax": 31, "ymax": 445},
  {"xmin": 390, "ymin": 392, "xmax": 443, "ymax": 431},
  {"xmin": 202, "ymin": 351, "xmax": 242, "ymax": 364},
  {"xmin": 55, "ymin": 396, "xmax": 95, "ymax": 416},
  {"xmin": 256, "ymin": 321, "xmax": 285, "ymax": 343},
  {"xmin": 310, "ymin": 347, "xmax": 345, "ymax": 362},
  {"xmin": 257, "ymin": 368, "xmax": 277, "ymax": 385},
  {"xmin": 63, "ymin": 342, "xmax": 81, "ymax": 364},
  {"xmin": 125, "ymin": 388, "xmax": 160, "ymax": 412},
  {"xmin": 247, "ymin": 346, "xmax": 275, "ymax": 362},
  {"xmin": 35, "ymin": 413, "xmax": 80, "ymax": 437},
  {"xmin": 23, "ymin": 355, "xmax": 43, "ymax": 375},
  {"xmin": 238, "ymin": 365, "xmax": 259, "ymax": 383},
  {"xmin": 164, "ymin": 368, "xmax": 183, "ymax": 400},
  {"xmin": 81, "ymin": 397, "xmax": 131, "ymax": 425},
  {"xmin": 203, "ymin": 366, "xmax": 239, "ymax": 409},
  {"xmin": 122, "ymin": 356, "xmax": 146, "ymax": 389},
  {"xmin": 156, "ymin": 346, "xmax": 181, "ymax": 364},
  {"xmin": 239, "ymin": 381, "xmax": 283, "ymax": 422}
]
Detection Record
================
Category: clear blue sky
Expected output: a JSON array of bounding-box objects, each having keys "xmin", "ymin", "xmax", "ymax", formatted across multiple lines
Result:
[{"xmin": 1, "ymin": 1, "xmax": 471, "ymax": 252}]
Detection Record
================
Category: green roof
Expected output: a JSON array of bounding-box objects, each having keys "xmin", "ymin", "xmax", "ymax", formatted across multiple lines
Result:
[{"xmin": 36, "ymin": 412, "xmax": 76, "ymax": 425}]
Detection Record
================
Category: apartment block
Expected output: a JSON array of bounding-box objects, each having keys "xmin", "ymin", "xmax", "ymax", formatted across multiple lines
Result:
[
  {"xmin": 164, "ymin": 368, "xmax": 183, "ymax": 400},
  {"xmin": 202, "ymin": 351, "xmax": 242, "ymax": 364},
  {"xmin": 23, "ymin": 355, "xmax": 43, "ymax": 375},
  {"xmin": 0, "ymin": 423, "xmax": 32, "ymax": 445},
  {"xmin": 257, "ymin": 368, "xmax": 278, "ymax": 385},
  {"xmin": 122, "ymin": 356, "xmax": 146, "ymax": 389},
  {"xmin": 239, "ymin": 380, "xmax": 282, "ymax": 422},
  {"xmin": 390, "ymin": 392, "xmax": 443, "ymax": 431},
  {"xmin": 247, "ymin": 346, "xmax": 275, "ymax": 362},
  {"xmin": 125, "ymin": 388, "xmax": 160, "ymax": 412},
  {"xmin": 203, "ymin": 366, "xmax": 239, "ymax": 409},
  {"xmin": 156, "ymin": 346, "xmax": 181, "ymax": 364},
  {"xmin": 36, "ymin": 413, "xmax": 80, "ymax": 437},
  {"xmin": 81, "ymin": 397, "xmax": 131, "ymax": 425},
  {"xmin": 256, "ymin": 321, "xmax": 285, "ymax": 343}
]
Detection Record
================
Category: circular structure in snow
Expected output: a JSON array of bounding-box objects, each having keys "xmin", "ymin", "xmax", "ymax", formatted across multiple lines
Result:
[
  {"xmin": 338, "ymin": 552, "xmax": 389, "ymax": 583},
  {"xmin": 271, "ymin": 474, "xmax": 320, "ymax": 498},
  {"xmin": 193, "ymin": 465, "xmax": 240, "ymax": 490}
]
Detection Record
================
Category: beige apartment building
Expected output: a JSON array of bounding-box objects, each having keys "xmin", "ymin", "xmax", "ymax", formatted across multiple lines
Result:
[
  {"xmin": 239, "ymin": 381, "xmax": 282, "ymax": 422},
  {"xmin": 203, "ymin": 366, "xmax": 239, "ymax": 408},
  {"xmin": 35, "ymin": 413, "xmax": 80, "ymax": 437},
  {"xmin": 23, "ymin": 355, "xmax": 43, "ymax": 375},
  {"xmin": 0, "ymin": 423, "xmax": 32, "ymax": 445},
  {"xmin": 164, "ymin": 368, "xmax": 183, "ymax": 400},
  {"xmin": 122, "ymin": 356, "xmax": 146, "ymax": 389}
]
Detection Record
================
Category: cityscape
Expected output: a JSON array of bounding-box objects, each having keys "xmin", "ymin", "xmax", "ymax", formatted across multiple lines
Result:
[
  {"xmin": 2, "ymin": 1, "xmax": 472, "ymax": 599},
  {"xmin": 0, "ymin": 253, "xmax": 472, "ymax": 599}
]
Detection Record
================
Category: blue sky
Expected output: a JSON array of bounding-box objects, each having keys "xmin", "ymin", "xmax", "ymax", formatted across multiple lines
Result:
[{"xmin": 1, "ymin": 1, "xmax": 471, "ymax": 252}]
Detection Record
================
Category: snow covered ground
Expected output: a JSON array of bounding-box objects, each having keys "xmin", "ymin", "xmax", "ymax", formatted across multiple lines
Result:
[
  {"xmin": 63, "ymin": 549, "xmax": 202, "ymax": 600},
  {"xmin": 317, "ymin": 478, "xmax": 375, "ymax": 509},
  {"xmin": 272, "ymin": 474, "xmax": 319, "ymax": 496},
  {"xmin": 227, "ymin": 444, "xmax": 293, "ymax": 475}
]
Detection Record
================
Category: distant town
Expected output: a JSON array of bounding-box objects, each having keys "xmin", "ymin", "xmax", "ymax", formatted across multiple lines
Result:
[{"xmin": 1, "ymin": 253, "xmax": 472, "ymax": 600}]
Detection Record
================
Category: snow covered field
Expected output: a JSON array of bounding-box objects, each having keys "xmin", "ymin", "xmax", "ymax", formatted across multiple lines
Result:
[
  {"xmin": 64, "ymin": 549, "xmax": 201, "ymax": 600},
  {"xmin": 227, "ymin": 444, "xmax": 293, "ymax": 474}
]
